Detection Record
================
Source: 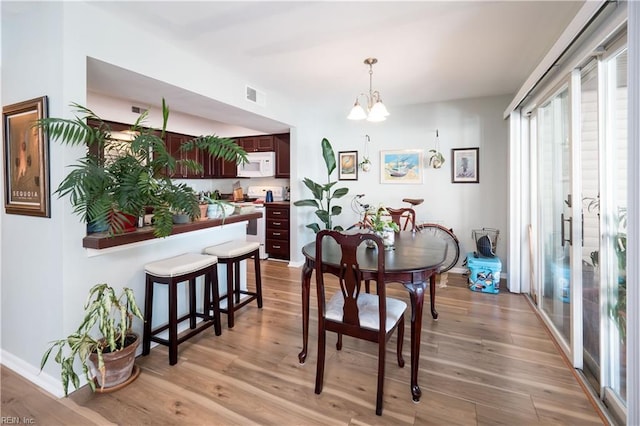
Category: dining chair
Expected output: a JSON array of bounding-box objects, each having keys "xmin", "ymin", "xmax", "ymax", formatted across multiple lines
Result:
[
  {"xmin": 314, "ymin": 230, "xmax": 406, "ymax": 416},
  {"xmin": 386, "ymin": 207, "xmax": 416, "ymax": 231}
]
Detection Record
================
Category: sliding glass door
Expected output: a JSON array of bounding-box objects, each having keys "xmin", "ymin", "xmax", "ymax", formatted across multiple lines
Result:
[{"xmin": 537, "ymin": 85, "xmax": 572, "ymax": 344}]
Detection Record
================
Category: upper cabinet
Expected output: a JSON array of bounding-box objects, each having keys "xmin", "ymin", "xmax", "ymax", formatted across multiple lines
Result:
[
  {"xmin": 166, "ymin": 132, "xmax": 204, "ymax": 178},
  {"xmin": 274, "ymin": 133, "xmax": 290, "ymax": 178},
  {"xmin": 237, "ymin": 135, "xmax": 274, "ymax": 152}
]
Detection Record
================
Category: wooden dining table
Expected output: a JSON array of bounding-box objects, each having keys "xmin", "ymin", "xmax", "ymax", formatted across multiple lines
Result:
[{"xmin": 299, "ymin": 230, "xmax": 448, "ymax": 402}]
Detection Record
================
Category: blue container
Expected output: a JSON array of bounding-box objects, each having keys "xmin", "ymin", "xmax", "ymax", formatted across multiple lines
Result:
[{"xmin": 466, "ymin": 252, "xmax": 502, "ymax": 294}]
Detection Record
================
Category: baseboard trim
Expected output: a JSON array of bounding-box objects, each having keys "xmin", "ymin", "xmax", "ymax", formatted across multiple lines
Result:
[{"xmin": 1, "ymin": 349, "xmax": 64, "ymax": 398}]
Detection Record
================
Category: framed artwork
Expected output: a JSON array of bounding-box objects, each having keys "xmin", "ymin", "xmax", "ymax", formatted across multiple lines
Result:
[
  {"xmin": 451, "ymin": 147, "xmax": 479, "ymax": 183},
  {"xmin": 380, "ymin": 149, "xmax": 423, "ymax": 184},
  {"xmin": 338, "ymin": 150, "xmax": 358, "ymax": 181},
  {"xmin": 3, "ymin": 96, "xmax": 50, "ymax": 217}
]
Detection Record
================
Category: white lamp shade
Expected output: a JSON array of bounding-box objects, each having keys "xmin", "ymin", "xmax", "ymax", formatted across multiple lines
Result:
[
  {"xmin": 347, "ymin": 103, "xmax": 367, "ymax": 120},
  {"xmin": 367, "ymin": 101, "xmax": 389, "ymax": 122}
]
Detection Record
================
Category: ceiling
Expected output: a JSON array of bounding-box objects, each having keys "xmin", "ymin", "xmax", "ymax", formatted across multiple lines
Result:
[{"xmin": 86, "ymin": 1, "xmax": 585, "ymax": 132}]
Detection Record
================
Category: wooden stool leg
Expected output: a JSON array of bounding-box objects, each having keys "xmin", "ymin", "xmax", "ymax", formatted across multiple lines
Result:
[
  {"xmin": 142, "ymin": 275, "xmax": 154, "ymax": 356},
  {"xmin": 226, "ymin": 261, "xmax": 235, "ymax": 329},
  {"xmin": 254, "ymin": 250, "xmax": 263, "ymax": 308},
  {"xmin": 210, "ymin": 267, "xmax": 222, "ymax": 336},
  {"xmin": 234, "ymin": 260, "xmax": 241, "ymax": 304},
  {"xmin": 189, "ymin": 277, "xmax": 197, "ymax": 329},
  {"xmin": 168, "ymin": 279, "xmax": 178, "ymax": 365}
]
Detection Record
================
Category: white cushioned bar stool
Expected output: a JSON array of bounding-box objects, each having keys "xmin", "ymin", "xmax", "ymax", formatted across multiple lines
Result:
[
  {"xmin": 142, "ymin": 253, "xmax": 221, "ymax": 365},
  {"xmin": 203, "ymin": 240, "xmax": 262, "ymax": 328}
]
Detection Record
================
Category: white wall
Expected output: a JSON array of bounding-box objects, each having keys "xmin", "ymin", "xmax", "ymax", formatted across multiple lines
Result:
[{"xmin": 1, "ymin": 1, "xmax": 510, "ymax": 397}]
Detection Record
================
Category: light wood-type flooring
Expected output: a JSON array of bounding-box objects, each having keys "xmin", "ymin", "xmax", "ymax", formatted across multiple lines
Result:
[{"xmin": 1, "ymin": 260, "xmax": 605, "ymax": 425}]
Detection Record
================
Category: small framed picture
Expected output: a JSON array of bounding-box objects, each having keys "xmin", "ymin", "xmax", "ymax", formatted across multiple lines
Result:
[
  {"xmin": 338, "ymin": 150, "xmax": 358, "ymax": 181},
  {"xmin": 451, "ymin": 147, "xmax": 479, "ymax": 183},
  {"xmin": 3, "ymin": 96, "xmax": 50, "ymax": 217},
  {"xmin": 380, "ymin": 149, "xmax": 424, "ymax": 184}
]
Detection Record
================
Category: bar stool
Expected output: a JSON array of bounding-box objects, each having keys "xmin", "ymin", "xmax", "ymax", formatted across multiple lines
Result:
[
  {"xmin": 203, "ymin": 240, "xmax": 262, "ymax": 328},
  {"xmin": 142, "ymin": 253, "xmax": 221, "ymax": 365}
]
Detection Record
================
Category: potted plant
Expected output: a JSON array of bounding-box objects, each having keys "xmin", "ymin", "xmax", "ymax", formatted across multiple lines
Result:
[
  {"xmin": 428, "ymin": 149, "xmax": 445, "ymax": 169},
  {"xmin": 37, "ymin": 99, "xmax": 247, "ymax": 237},
  {"xmin": 428, "ymin": 130, "xmax": 445, "ymax": 169},
  {"xmin": 294, "ymin": 138, "xmax": 349, "ymax": 233},
  {"xmin": 367, "ymin": 205, "xmax": 400, "ymax": 249},
  {"xmin": 359, "ymin": 156, "xmax": 372, "ymax": 172},
  {"xmin": 40, "ymin": 283, "xmax": 144, "ymax": 396}
]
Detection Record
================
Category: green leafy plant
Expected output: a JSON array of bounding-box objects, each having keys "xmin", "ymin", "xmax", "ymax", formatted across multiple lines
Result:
[
  {"xmin": 40, "ymin": 283, "xmax": 144, "ymax": 396},
  {"xmin": 428, "ymin": 149, "xmax": 445, "ymax": 169},
  {"xmin": 368, "ymin": 205, "xmax": 400, "ymax": 233},
  {"xmin": 37, "ymin": 99, "xmax": 247, "ymax": 237},
  {"xmin": 584, "ymin": 195, "xmax": 626, "ymax": 340},
  {"xmin": 294, "ymin": 138, "xmax": 349, "ymax": 233}
]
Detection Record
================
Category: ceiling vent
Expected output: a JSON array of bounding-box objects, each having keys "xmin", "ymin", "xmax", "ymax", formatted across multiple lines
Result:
[
  {"xmin": 245, "ymin": 85, "xmax": 266, "ymax": 107},
  {"xmin": 131, "ymin": 105, "xmax": 148, "ymax": 114}
]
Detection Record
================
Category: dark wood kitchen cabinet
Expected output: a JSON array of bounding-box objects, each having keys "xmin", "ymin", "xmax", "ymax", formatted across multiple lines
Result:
[
  {"xmin": 238, "ymin": 135, "xmax": 274, "ymax": 152},
  {"xmin": 207, "ymin": 154, "xmax": 237, "ymax": 178},
  {"xmin": 274, "ymin": 133, "xmax": 290, "ymax": 178},
  {"xmin": 265, "ymin": 203, "xmax": 290, "ymax": 260},
  {"xmin": 166, "ymin": 132, "xmax": 204, "ymax": 178}
]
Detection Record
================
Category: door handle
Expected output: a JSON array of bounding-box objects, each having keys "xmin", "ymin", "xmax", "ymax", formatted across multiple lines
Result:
[{"xmin": 561, "ymin": 213, "xmax": 572, "ymax": 247}]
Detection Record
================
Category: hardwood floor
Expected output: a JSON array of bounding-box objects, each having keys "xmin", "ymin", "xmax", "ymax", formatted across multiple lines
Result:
[{"xmin": 1, "ymin": 260, "xmax": 605, "ymax": 425}]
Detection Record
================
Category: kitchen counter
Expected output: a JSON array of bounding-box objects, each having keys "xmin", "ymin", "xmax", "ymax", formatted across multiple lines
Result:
[{"xmin": 82, "ymin": 211, "xmax": 262, "ymax": 250}]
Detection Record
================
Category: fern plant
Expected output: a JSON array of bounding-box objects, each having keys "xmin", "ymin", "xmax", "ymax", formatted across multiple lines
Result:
[
  {"xmin": 37, "ymin": 99, "xmax": 247, "ymax": 237},
  {"xmin": 294, "ymin": 138, "xmax": 349, "ymax": 233}
]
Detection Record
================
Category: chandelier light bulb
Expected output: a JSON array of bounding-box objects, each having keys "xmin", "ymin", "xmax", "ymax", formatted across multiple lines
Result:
[{"xmin": 347, "ymin": 57, "xmax": 389, "ymax": 122}]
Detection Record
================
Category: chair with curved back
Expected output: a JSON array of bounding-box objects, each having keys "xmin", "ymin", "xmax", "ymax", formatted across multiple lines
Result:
[
  {"xmin": 314, "ymin": 230, "xmax": 406, "ymax": 416},
  {"xmin": 386, "ymin": 207, "xmax": 417, "ymax": 231}
]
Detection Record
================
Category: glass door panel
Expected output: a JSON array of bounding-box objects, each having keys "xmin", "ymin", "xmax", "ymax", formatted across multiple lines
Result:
[
  {"xmin": 605, "ymin": 47, "xmax": 627, "ymax": 403},
  {"xmin": 580, "ymin": 60, "xmax": 601, "ymax": 390},
  {"xmin": 538, "ymin": 86, "xmax": 571, "ymax": 344}
]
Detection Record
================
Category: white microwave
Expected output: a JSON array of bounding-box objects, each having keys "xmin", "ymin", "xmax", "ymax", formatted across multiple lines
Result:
[{"xmin": 237, "ymin": 151, "xmax": 276, "ymax": 177}]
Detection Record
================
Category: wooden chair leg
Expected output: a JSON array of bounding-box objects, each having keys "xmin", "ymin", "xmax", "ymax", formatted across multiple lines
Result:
[
  {"xmin": 397, "ymin": 315, "xmax": 405, "ymax": 367},
  {"xmin": 336, "ymin": 333, "xmax": 342, "ymax": 350},
  {"xmin": 315, "ymin": 327, "xmax": 326, "ymax": 395},
  {"xmin": 189, "ymin": 277, "xmax": 197, "ymax": 329},
  {"xmin": 376, "ymin": 341, "xmax": 386, "ymax": 416}
]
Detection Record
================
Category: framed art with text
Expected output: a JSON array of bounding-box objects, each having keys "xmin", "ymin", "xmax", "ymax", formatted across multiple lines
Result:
[{"xmin": 3, "ymin": 96, "xmax": 50, "ymax": 217}]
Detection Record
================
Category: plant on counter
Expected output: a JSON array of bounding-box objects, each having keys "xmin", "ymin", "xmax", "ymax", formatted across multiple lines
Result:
[
  {"xmin": 40, "ymin": 283, "xmax": 144, "ymax": 396},
  {"xmin": 294, "ymin": 138, "xmax": 349, "ymax": 233},
  {"xmin": 36, "ymin": 99, "xmax": 247, "ymax": 237}
]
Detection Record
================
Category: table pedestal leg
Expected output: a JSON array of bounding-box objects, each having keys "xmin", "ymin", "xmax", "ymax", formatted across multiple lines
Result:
[
  {"xmin": 404, "ymin": 282, "xmax": 425, "ymax": 402},
  {"xmin": 298, "ymin": 260, "xmax": 313, "ymax": 364}
]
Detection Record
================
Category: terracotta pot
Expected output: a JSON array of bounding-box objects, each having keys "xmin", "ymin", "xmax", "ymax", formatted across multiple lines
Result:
[
  {"xmin": 89, "ymin": 333, "xmax": 139, "ymax": 389},
  {"xmin": 198, "ymin": 204, "xmax": 208, "ymax": 221}
]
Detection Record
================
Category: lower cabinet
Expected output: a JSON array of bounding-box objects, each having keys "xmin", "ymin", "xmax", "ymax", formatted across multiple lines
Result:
[{"xmin": 265, "ymin": 203, "xmax": 290, "ymax": 260}]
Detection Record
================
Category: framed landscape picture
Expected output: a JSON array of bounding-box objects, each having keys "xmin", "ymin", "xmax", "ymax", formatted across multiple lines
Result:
[
  {"xmin": 451, "ymin": 147, "xmax": 479, "ymax": 183},
  {"xmin": 3, "ymin": 96, "xmax": 50, "ymax": 217},
  {"xmin": 338, "ymin": 150, "xmax": 358, "ymax": 180},
  {"xmin": 380, "ymin": 149, "xmax": 423, "ymax": 184}
]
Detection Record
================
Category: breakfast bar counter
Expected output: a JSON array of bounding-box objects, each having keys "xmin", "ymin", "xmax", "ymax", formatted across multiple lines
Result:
[{"xmin": 82, "ymin": 212, "xmax": 262, "ymax": 250}]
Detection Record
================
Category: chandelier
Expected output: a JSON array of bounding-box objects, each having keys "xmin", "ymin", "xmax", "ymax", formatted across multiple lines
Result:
[{"xmin": 347, "ymin": 57, "xmax": 390, "ymax": 122}]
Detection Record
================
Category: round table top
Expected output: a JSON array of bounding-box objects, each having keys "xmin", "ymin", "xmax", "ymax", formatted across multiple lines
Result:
[{"xmin": 302, "ymin": 230, "xmax": 448, "ymax": 273}]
